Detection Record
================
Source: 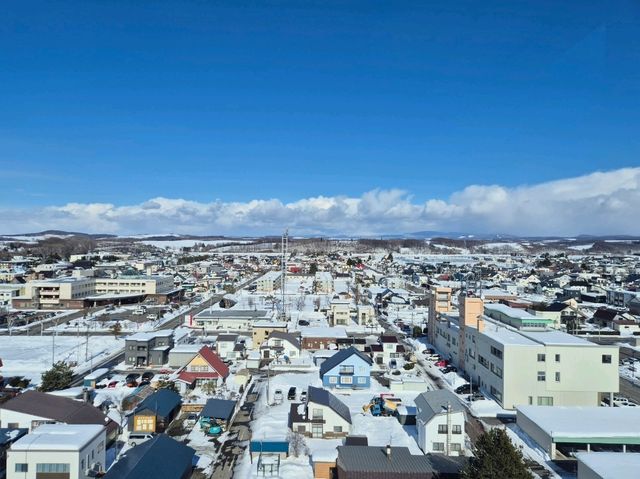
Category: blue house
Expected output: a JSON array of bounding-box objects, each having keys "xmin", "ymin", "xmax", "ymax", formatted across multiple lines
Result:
[{"xmin": 319, "ymin": 346, "xmax": 372, "ymax": 389}]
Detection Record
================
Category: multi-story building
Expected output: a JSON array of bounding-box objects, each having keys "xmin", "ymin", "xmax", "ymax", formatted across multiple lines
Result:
[
  {"xmin": 415, "ymin": 390, "xmax": 466, "ymax": 456},
  {"xmin": 255, "ymin": 271, "xmax": 282, "ymax": 293},
  {"xmin": 427, "ymin": 286, "xmax": 452, "ymax": 345},
  {"xmin": 329, "ymin": 299, "xmax": 351, "ymax": 326},
  {"xmin": 431, "ymin": 293, "xmax": 619, "ymax": 409},
  {"xmin": 192, "ymin": 309, "xmax": 271, "ymax": 332},
  {"xmin": 124, "ymin": 331, "xmax": 174, "ymax": 367},
  {"xmin": 6, "ymin": 424, "xmax": 106, "ymax": 479},
  {"xmin": 251, "ymin": 320, "xmax": 288, "ymax": 347},
  {"xmin": 11, "ymin": 270, "xmax": 176, "ymax": 309}
]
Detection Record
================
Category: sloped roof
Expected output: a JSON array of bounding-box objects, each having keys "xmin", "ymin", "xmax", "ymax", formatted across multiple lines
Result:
[
  {"xmin": 1, "ymin": 390, "xmax": 114, "ymax": 428},
  {"xmin": 414, "ymin": 389, "xmax": 465, "ymax": 424},
  {"xmin": 319, "ymin": 346, "xmax": 372, "ymax": 377},
  {"xmin": 337, "ymin": 445, "xmax": 465, "ymax": 474},
  {"xmin": 134, "ymin": 389, "xmax": 182, "ymax": 418},
  {"xmin": 103, "ymin": 434, "xmax": 195, "ymax": 479},
  {"xmin": 308, "ymin": 386, "xmax": 351, "ymax": 424},
  {"xmin": 267, "ymin": 331, "xmax": 301, "ymax": 349},
  {"xmin": 194, "ymin": 346, "xmax": 230, "ymax": 378}
]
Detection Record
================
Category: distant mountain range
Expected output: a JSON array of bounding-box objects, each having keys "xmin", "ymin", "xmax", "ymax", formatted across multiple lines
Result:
[{"xmin": 2, "ymin": 230, "xmax": 640, "ymax": 242}]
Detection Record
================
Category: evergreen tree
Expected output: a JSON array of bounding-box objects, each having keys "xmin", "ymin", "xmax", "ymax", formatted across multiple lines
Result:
[
  {"xmin": 462, "ymin": 428, "xmax": 533, "ymax": 479},
  {"xmin": 40, "ymin": 361, "xmax": 74, "ymax": 392}
]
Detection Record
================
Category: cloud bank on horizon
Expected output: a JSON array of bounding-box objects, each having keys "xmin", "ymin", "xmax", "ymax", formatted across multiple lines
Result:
[{"xmin": 3, "ymin": 167, "xmax": 640, "ymax": 237}]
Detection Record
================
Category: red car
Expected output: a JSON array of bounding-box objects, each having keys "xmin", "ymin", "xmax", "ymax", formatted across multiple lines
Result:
[
  {"xmin": 435, "ymin": 360, "xmax": 448, "ymax": 368},
  {"xmin": 107, "ymin": 381, "xmax": 119, "ymax": 389}
]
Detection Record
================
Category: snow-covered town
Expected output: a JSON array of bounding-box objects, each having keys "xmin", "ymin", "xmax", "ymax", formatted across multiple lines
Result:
[
  {"xmin": 1, "ymin": 234, "xmax": 640, "ymax": 479},
  {"xmin": 3, "ymin": 2, "xmax": 640, "ymax": 479}
]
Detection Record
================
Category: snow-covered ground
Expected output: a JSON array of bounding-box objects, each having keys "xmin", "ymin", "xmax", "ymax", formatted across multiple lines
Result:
[
  {"xmin": 240, "ymin": 369, "xmax": 425, "ymax": 478},
  {"xmin": 0, "ymin": 335, "xmax": 124, "ymax": 384}
]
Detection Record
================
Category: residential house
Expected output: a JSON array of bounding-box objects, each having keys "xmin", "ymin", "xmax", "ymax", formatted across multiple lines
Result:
[
  {"xmin": 130, "ymin": 389, "xmax": 182, "ymax": 433},
  {"xmin": 251, "ymin": 321, "xmax": 288, "ymax": 348},
  {"xmin": 301, "ymin": 327, "xmax": 348, "ymax": 351},
  {"xmin": 288, "ymin": 387, "xmax": 351, "ymax": 439},
  {"xmin": 354, "ymin": 305, "xmax": 375, "ymax": 327},
  {"xmin": 103, "ymin": 434, "xmax": 195, "ymax": 479},
  {"xmin": 124, "ymin": 331, "xmax": 174, "ymax": 368},
  {"xmin": 319, "ymin": 347, "xmax": 372, "ymax": 389},
  {"xmin": 329, "ymin": 299, "xmax": 351, "ymax": 326},
  {"xmin": 369, "ymin": 335, "xmax": 404, "ymax": 367},
  {"xmin": 314, "ymin": 272, "xmax": 334, "ymax": 294},
  {"xmin": 176, "ymin": 346, "xmax": 229, "ymax": 392},
  {"xmin": 255, "ymin": 271, "xmax": 282, "ymax": 293},
  {"xmin": 261, "ymin": 332, "xmax": 301, "ymax": 360},
  {"xmin": 0, "ymin": 391, "xmax": 118, "ymax": 442},
  {"xmin": 415, "ymin": 390, "xmax": 466, "ymax": 456},
  {"xmin": 335, "ymin": 445, "xmax": 465, "ymax": 479},
  {"xmin": 6, "ymin": 424, "xmax": 106, "ymax": 479},
  {"xmin": 0, "ymin": 428, "xmax": 27, "ymax": 477},
  {"xmin": 216, "ymin": 334, "xmax": 245, "ymax": 360}
]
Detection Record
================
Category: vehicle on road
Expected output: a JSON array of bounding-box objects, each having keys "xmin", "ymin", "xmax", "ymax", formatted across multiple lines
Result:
[
  {"xmin": 273, "ymin": 389, "xmax": 284, "ymax": 404},
  {"xmin": 300, "ymin": 391, "xmax": 307, "ymax": 403}
]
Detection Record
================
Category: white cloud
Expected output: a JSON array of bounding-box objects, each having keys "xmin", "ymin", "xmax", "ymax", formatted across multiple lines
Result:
[{"xmin": 2, "ymin": 167, "xmax": 639, "ymax": 236}]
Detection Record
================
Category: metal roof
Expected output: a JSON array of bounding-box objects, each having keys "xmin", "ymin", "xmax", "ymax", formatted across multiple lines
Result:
[
  {"xmin": 414, "ymin": 389, "xmax": 465, "ymax": 424},
  {"xmin": 319, "ymin": 346, "xmax": 372, "ymax": 377},
  {"xmin": 307, "ymin": 386, "xmax": 351, "ymax": 424},
  {"xmin": 103, "ymin": 434, "xmax": 195, "ymax": 479}
]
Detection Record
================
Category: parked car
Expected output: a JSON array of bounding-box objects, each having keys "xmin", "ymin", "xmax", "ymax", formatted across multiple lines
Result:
[
  {"xmin": 425, "ymin": 354, "xmax": 441, "ymax": 362},
  {"xmin": 299, "ymin": 391, "xmax": 308, "ymax": 403},
  {"xmin": 454, "ymin": 383, "xmax": 477, "ymax": 395},
  {"xmin": 141, "ymin": 371, "xmax": 155, "ymax": 381},
  {"xmin": 128, "ymin": 433, "xmax": 155, "ymax": 446},
  {"xmin": 287, "ymin": 387, "xmax": 297, "ymax": 400},
  {"xmin": 298, "ymin": 320, "xmax": 310, "ymax": 326},
  {"xmin": 468, "ymin": 392, "xmax": 484, "ymax": 402},
  {"xmin": 184, "ymin": 413, "xmax": 198, "ymax": 427},
  {"xmin": 441, "ymin": 365, "xmax": 457, "ymax": 373},
  {"xmin": 274, "ymin": 389, "xmax": 284, "ymax": 404},
  {"xmin": 107, "ymin": 380, "xmax": 120, "ymax": 389},
  {"xmin": 434, "ymin": 360, "xmax": 448, "ymax": 368}
]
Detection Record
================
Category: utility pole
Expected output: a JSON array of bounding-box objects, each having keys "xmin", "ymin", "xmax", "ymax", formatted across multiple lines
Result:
[{"xmin": 280, "ymin": 229, "xmax": 288, "ymax": 322}]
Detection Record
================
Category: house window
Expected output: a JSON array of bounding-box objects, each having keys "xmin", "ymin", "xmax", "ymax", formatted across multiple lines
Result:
[
  {"xmin": 340, "ymin": 376, "xmax": 353, "ymax": 384},
  {"xmin": 537, "ymin": 371, "xmax": 546, "ymax": 382},
  {"xmin": 329, "ymin": 376, "xmax": 338, "ymax": 384},
  {"xmin": 297, "ymin": 426, "xmax": 306, "ymax": 433},
  {"xmin": 438, "ymin": 424, "xmax": 448, "ymax": 434},
  {"xmin": 537, "ymin": 354, "xmax": 546, "ymax": 362},
  {"xmin": 312, "ymin": 409, "xmax": 323, "ymax": 420},
  {"xmin": 357, "ymin": 377, "xmax": 367, "ymax": 384},
  {"xmin": 433, "ymin": 442, "xmax": 445, "ymax": 451},
  {"xmin": 333, "ymin": 426, "xmax": 343, "ymax": 433},
  {"xmin": 602, "ymin": 354, "xmax": 612, "ymax": 364},
  {"xmin": 451, "ymin": 443, "xmax": 462, "ymax": 452},
  {"xmin": 555, "ymin": 354, "xmax": 560, "ymax": 362},
  {"xmin": 490, "ymin": 346, "xmax": 503, "ymax": 359},
  {"xmin": 7, "ymin": 422, "xmax": 19, "ymax": 429},
  {"xmin": 339, "ymin": 365, "xmax": 354, "ymax": 375},
  {"xmin": 528, "ymin": 396, "xmax": 533, "ymax": 405},
  {"xmin": 15, "ymin": 464, "xmax": 28, "ymax": 473},
  {"xmin": 555, "ymin": 372, "xmax": 561, "ymax": 382},
  {"xmin": 537, "ymin": 396, "xmax": 553, "ymax": 406},
  {"xmin": 452, "ymin": 424, "xmax": 462, "ymax": 434},
  {"xmin": 36, "ymin": 464, "xmax": 70, "ymax": 473},
  {"xmin": 312, "ymin": 424, "xmax": 323, "ymax": 438}
]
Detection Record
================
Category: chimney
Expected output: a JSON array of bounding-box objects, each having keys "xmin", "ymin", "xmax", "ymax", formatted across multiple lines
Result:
[{"xmin": 386, "ymin": 444, "xmax": 392, "ymax": 461}]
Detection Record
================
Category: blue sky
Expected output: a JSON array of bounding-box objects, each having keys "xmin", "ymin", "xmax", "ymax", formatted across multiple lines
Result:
[{"xmin": 1, "ymin": 1, "xmax": 639, "ymax": 235}]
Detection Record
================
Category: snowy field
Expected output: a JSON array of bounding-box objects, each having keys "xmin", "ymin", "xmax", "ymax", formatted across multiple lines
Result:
[{"xmin": 0, "ymin": 335, "xmax": 124, "ymax": 383}]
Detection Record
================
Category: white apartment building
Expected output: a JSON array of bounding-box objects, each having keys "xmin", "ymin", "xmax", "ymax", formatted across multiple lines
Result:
[
  {"xmin": 255, "ymin": 271, "xmax": 282, "ymax": 293},
  {"xmin": 314, "ymin": 272, "xmax": 334, "ymax": 294},
  {"xmin": 430, "ymin": 293, "xmax": 619, "ymax": 409},
  {"xmin": 7, "ymin": 424, "xmax": 106, "ymax": 479}
]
